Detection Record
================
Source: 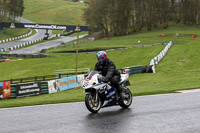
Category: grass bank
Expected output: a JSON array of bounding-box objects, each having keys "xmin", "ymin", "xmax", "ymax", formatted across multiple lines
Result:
[
  {"xmin": 0, "ymin": 27, "xmax": 199, "ymax": 108},
  {"xmin": 0, "ymin": 28, "xmax": 31, "ymax": 41},
  {"xmin": 49, "ymin": 27, "xmax": 200, "ymax": 52},
  {"xmin": 23, "ymin": 0, "xmax": 86, "ymax": 25}
]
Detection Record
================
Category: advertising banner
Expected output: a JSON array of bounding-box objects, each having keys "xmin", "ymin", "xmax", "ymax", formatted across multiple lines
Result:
[
  {"xmin": 0, "ymin": 22, "xmax": 89, "ymax": 31},
  {"xmin": 3, "ymin": 81, "xmax": 11, "ymax": 98},
  {"xmin": 16, "ymin": 82, "xmax": 41, "ymax": 98},
  {"xmin": 77, "ymin": 75, "xmax": 85, "ymax": 87},
  {"xmin": 48, "ymin": 80, "xmax": 59, "ymax": 94},
  {"xmin": 0, "ymin": 82, "xmax": 3, "ymax": 99},
  {"xmin": 56, "ymin": 76, "xmax": 77, "ymax": 91}
]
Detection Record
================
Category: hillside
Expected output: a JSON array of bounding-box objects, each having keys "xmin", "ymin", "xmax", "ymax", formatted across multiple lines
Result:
[
  {"xmin": 23, "ymin": 0, "xmax": 87, "ymax": 25},
  {"xmin": 0, "ymin": 27, "xmax": 199, "ymax": 93}
]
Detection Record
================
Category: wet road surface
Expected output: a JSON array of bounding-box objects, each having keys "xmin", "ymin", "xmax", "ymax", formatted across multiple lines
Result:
[
  {"xmin": 10, "ymin": 35, "xmax": 87, "ymax": 53},
  {"xmin": 0, "ymin": 92, "xmax": 200, "ymax": 133}
]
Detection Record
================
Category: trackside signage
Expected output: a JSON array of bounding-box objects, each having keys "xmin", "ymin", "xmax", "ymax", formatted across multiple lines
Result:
[
  {"xmin": 24, "ymin": 24, "xmax": 67, "ymax": 30},
  {"xmin": 56, "ymin": 76, "xmax": 77, "ymax": 91},
  {"xmin": 48, "ymin": 80, "xmax": 59, "ymax": 94},
  {"xmin": 0, "ymin": 22, "xmax": 89, "ymax": 31},
  {"xmin": 16, "ymin": 82, "xmax": 41, "ymax": 98},
  {"xmin": 0, "ymin": 81, "xmax": 11, "ymax": 99}
]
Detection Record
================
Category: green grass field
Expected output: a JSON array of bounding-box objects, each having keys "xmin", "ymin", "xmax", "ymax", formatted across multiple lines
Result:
[
  {"xmin": 23, "ymin": 0, "xmax": 86, "ymax": 25},
  {"xmin": 0, "ymin": 26, "xmax": 199, "ymax": 108},
  {"xmin": 22, "ymin": 0, "xmax": 87, "ymax": 35},
  {"xmin": 49, "ymin": 27, "xmax": 200, "ymax": 52}
]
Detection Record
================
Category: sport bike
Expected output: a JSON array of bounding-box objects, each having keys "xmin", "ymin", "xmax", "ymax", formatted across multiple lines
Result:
[{"xmin": 82, "ymin": 70, "xmax": 132, "ymax": 113}]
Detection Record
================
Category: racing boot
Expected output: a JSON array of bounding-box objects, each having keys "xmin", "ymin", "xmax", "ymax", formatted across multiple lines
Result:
[{"xmin": 117, "ymin": 86, "xmax": 124, "ymax": 101}]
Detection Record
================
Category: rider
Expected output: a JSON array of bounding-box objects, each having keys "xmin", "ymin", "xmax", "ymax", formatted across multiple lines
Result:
[{"xmin": 94, "ymin": 51, "xmax": 123, "ymax": 99}]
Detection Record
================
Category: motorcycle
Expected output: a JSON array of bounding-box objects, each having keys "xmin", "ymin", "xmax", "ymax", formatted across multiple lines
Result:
[{"xmin": 82, "ymin": 70, "xmax": 132, "ymax": 113}]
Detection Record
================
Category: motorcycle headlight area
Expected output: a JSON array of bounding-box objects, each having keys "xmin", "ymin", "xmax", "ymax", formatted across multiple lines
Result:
[
  {"xmin": 83, "ymin": 79, "xmax": 98, "ymax": 87},
  {"xmin": 83, "ymin": 80, "xmax": 90, "ymax": 87}
]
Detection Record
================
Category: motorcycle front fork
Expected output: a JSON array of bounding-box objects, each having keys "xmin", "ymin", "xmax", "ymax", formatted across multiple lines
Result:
[
  {"xmin": 91, "ymin": 91, "xmax": 99, "ymax": 106},
  {"xmin": 95, "ymin": 91, "xmax": 98, "ymax": 101}
]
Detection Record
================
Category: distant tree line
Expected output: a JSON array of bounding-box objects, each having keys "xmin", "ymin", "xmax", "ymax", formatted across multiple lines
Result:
[
  {"xmin": 84, "ymin": 0, "xmax": 200, "ymax": 36},
  {"xmin": 0, "ymin": 0, "xmax": 24, "ymax": 22}
]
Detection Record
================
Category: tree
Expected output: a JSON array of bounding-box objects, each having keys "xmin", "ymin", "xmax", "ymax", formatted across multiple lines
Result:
[
  {"xmin": 84, "ymin": 0, "xmax": 200, "ymax": 36},
  {"xmin": 83, "ymin": 0, "xmax": 110, "ymax": 35},
  {"xmin": 109, "ymin": 0, "xmax": 133, "ymax": 35},
  {"xmin": 0, "ymin": 0, "xmax": 24, "ymax": 22},
  {"xmin": 84, "ymin": 0, "xmax": 133, "ymax": 36}
]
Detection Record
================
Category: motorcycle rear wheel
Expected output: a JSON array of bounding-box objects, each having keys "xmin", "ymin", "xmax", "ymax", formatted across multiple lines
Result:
[
  {"xmin": 85, "ymin": 93, "xmax": 102, "ymax": 113},
  {"xmin": 119, "ymin": 87, "xmax": 132, "ymax": 108}
]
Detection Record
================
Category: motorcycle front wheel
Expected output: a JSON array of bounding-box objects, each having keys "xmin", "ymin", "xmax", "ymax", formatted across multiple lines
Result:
[
  {"xmin": 85, "ymin": 93, "xmax": 102, "ymax": 113},
  {"xmin": 120, "ymin": 87, "xmax": 132, "ymax": 108}
]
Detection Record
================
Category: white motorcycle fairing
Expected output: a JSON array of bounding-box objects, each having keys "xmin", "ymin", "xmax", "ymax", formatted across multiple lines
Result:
[{"xmin": 82, "ymin": 70, "xmax": 132, "ymax": 113}]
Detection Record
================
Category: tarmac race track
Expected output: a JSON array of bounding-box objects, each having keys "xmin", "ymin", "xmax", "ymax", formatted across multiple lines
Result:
[
  {"xmin": 1, "ymin": 16, "xmax": 88, "ymax": 53},
  {"xmin": 10, "ymin": 35, "xmax": 87, "ymax": 53},
  {"xmin": 0, "ymin": 92, "xmax": 200, "ymax": 133}
]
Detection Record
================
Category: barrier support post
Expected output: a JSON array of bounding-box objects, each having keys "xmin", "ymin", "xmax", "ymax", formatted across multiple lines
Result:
[{"xmin": 76, "ymin": 24, "xmax": 80, "ymax": 75}]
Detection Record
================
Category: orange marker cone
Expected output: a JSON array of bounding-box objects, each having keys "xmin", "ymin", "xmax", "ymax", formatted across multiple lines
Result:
[{"xmin": 192, "ymin": 35, "xmax": 195, "ymax": 38}]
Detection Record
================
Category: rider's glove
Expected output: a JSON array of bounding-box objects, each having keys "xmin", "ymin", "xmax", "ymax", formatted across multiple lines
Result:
[{"xmin": 102, "ymin": 77, "xmax": 109, "ymax": 83}]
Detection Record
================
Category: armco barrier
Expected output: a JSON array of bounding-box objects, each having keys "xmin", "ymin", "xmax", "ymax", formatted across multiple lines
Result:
[
  {"xmin": 0, "ymin": 36, "xmax": 44, "ymax": 52},
  {"xmin": 0, "ymin": 30, "xmax": 32, "ymax": 44},
  {"xmin": 0, "ymin": 52, "xmax": 51, "ymax": 58},
  {"xmin": 149, "ymin": 41, "xmax": 174, "ymax": 73},
  {"xmin": 124, "ymin": 66, "xmax": 142, "ymax": 75},
  {"xmin": 119, "ymin": 66, "xmax": 143, "ymax": 75},
  {"xmin": 120, "ymin": 65, "xmax": 153, "ymax": 76}
]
